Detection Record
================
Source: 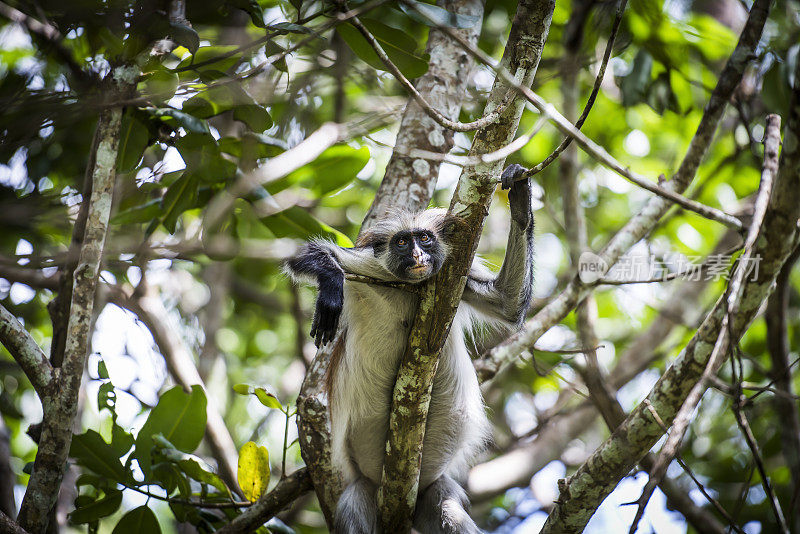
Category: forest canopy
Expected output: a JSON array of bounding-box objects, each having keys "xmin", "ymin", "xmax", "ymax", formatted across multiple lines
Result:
[{"xmin": 1, "ymin": 0, "xmax": 799, "ymax": 533}]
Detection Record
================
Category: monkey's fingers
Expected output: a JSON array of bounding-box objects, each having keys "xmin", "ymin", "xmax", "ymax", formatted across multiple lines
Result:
[{"xmin": 501, "ymin": 163, "xmax": 528, "ymax": 190}]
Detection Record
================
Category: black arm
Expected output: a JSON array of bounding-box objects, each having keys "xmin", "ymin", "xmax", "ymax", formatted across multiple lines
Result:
[
  {"xmin": 286, "ymin": 242, "xmax": 345, "ymax": 347},
  {"xmin": 463, "ymin": 164, "xmax": 535, "ymax": 325}
]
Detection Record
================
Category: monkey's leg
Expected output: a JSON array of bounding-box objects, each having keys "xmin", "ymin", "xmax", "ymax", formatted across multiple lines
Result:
[
  {"xmin": 413, "ymin": 475, "xmax": 482, "ymax": 534},
  {"xmin": 335, "ymin": 476, "xmax": 379, "ymax": 534}
]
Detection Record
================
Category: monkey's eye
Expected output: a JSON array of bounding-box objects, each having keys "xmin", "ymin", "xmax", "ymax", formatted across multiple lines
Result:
[
  {"xmin": 419, "ymin": 234, "xmax": 430, "ymax": 243},
  {"xmin": 396, "ymin": 238, "xmax": 408, "ymax": 249}
]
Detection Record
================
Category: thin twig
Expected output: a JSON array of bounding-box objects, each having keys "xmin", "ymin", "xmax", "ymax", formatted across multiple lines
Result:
[
  {"xmin": 366, "ymin": 117, "xmax": 548, "ymax": 167},
  {"xmin": 528, "ymin": 0, "xmax": 628, "ymax": 176},
  {"xmin": 628, "ymin": 114, "xmax": 784, "ymax": 534},
  {"xmin": 120, "ymin": 482, "xmax": 251, "ymax": 509},
  {"xmin": 344, "ymin": 5, "xmax": 509, "ymax": 132},
  {"xmin": 403, "ymin": 2, "xmax": 744, "ymax": 230},
  {"xmin": 643, "ymin": 400, "xmax": 746, "ymax": 533}
]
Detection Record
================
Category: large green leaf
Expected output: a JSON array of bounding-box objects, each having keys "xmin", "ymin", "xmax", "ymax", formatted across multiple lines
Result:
[
  {"xmin": 237, "ymin": 441, "xmax": 270, "ymax": 502},
  {"xmin": 116, "ymin": 113, "xmax": 149, "ymax": 174},
  {"xmin": 133, "ymin": 385, "xmax": 207, "ymax": 477},
  {"xmin": 177, "ymin": 45, "xmax": 242, "ymax": 73},
  {"xmin": 233, "ymin": 104, "xmax": 273, "ymax": 133},
  {"xmin": 268, "ymin": 145, "xmax": 369, "ymax": 196},
  {"xmin": 112, "ymin": 505, "xmax": 161, "ymax": 534},
  {"xmin": 160, "ymin": 172, "xmax": 200, "ymax": 233},
  {"xmin": 336, "ymin": 19, "xmax": 429, "ymax": 79},
  {"xmin": 69, "ymin": 490, "xmax": 123, "ymax": 525},
  {"xmin": 259, "ymin": 206, "xmax": 353, "ymax": 247},
  {"xmin": 69, "ymin": 430, "xmax": 128, "ymax": 481}
]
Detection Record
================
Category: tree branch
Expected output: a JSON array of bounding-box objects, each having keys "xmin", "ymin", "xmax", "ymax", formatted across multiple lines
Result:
[
  {"xmin": 405, "ymin": 2, "xmax": 744, "ymax": 230},
  {"xmin": 541, "ymin": 61, "xmax": 799, "ymax": 531},
  {"xmin": 361, "ymin": 0, "xmax": 485, "ymax": 227},
  {"xmin": 344, "ymin": 9, "xmax": 508, "ymax": 133},
  {"xmin": 628, "ymin": 113, "xmax": 784, "ymax": 534},
  {"xmin": 296, "ymin": 0, "xmax": 486, "ymax": 523},
  {"xmin": 474, "ymin": 0, "xmax": 771, "ymax": 382},
  {"xmin": 0, "ymin": 304, "xmax": 54, "ymax": 397},
  {"xmin": 216, "ymin": 468, "xmax": 312, "ymax": 534},
  {"xmin": 528, "ymin": 0, "xmax": 627, "ymax": 176},
  {"xmin": 0, "ymin": 511, "xmax": 29, "ymax": 534},
  {"xmin": 17, "ymin": 66, "xmax": 137, "ymax": 534},
  {"xmin": 377, "ymin": 1, "xmax": 555, "ymax": 530}
]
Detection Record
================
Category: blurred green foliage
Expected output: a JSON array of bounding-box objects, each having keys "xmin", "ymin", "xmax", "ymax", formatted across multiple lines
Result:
[{"xmin": 1, "ymin": 0, "xmax": 799, "ymax": 532}]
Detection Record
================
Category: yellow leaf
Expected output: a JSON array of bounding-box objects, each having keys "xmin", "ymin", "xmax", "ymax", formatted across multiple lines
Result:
[{"xmin": 237, "ymin": 441, "xmax": 270, "ymax": 502}]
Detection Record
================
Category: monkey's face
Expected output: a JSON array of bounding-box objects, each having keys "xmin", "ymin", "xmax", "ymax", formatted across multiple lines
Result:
[{"xmin": 386, "ymin": 229, "xmax": 446, "ymax": 282}]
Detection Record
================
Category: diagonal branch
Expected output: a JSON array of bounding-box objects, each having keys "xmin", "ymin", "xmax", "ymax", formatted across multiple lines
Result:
[
  {"xmin": 628, "ymin": 113, "xmax": 784, "ymax": 534},
  {"xmin": 541, "ymin": 51, "xmax": 800, "ymax": 531},
  {"xmin": 296, "ymin": 0, "xmax": 487, "ymax": 523},
  {"xmin": 405, "ymin": 2, "xmax": 744, "ymax": 230},
  {"xmin": 16, "ymin": 66, "xmax": 137, "ymax": 534},
  {"xmin": 377, "ymin": 1, "xmax": 555, "ymax": 530},
  {"xmin": 475, "ymin": 0, "xmax": 771, "ymax": 382},
  {"xmin": 344, "ymin": 10, "xmax": 508, "ymax": 133},
  {"xmin": 0, "ymin": 304, "xmax": 54, "ymax": 397}
]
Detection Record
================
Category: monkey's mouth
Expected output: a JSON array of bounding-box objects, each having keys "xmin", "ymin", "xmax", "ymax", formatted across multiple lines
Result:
[{"xmin": 407, "ymin": 264, "xmax": 432, "ymax": 277}]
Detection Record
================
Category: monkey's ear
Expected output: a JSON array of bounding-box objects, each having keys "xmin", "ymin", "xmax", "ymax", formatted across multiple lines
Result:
[
  {"xmin": 440, "ymin": 215, "xmax": 463, "ymax": 242},
  {"xmin": 357, "ymin": 231, "xmax": 387, "ymax": 257}
]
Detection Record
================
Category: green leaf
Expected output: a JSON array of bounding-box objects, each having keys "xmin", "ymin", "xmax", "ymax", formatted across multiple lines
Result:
[
  {"xmin": 142, "ymin": 69, "xmax": 180, "ymax": 103},
  {"xmin": 233, "ymin": 384, "xmax": 283, "ymax": 409},
  {"xmin": 399, "ymin": 1, "xmax": 481, "ymax": 28},
  {"xmin": 133, "ymin": 385, "xmax": 207, "ymax": 477},
  {"xmin": 265, "ymin": 41, "xmax": 289, "ymax": 73},
  {"xmin": 237, "ymin": 441, "xmax": 270, "ymax": 502},
  {"xmin": 268, "ymin": 22, "xmax": 313, "ymax": 34},
  {"xmin": 151, "ymin": 435, "xmax": 231, "ymax": 495},
  {"xmin": 233, "ymin": 383, "xmax": 251, "ymax": 395},
  {"xmin": 112, "ymin": 505, "xmax": 161, "ymax": 534},
  {"xmin": 69, "ymin": 490, "xmax": 122, "ymax": 524},
  {"xmin": 177, "ymin": 457, "xmax": 230, "ymax": 494},
  {"xmin": 148, "ymin": 107, "xmax": 211, "ymax": 134},
  {"xmin": 227, "ymin": 0, "xmax": 266, "ymax": 28},
  {"xmin": 182, "ymin": 95, "xmax": 216, "ymax": 119},
  {"xmin": 161, "ymin": 172, "xmax": 200, "ymax": 233},
  {"xmin": 270, "ymin": 145, "xmax": 369, "ymax": 196},
  {"xmin": 116, "ymin": 113, "xmax": 149, "ymax": 174},
  {"xmin": 97, "ymin": 381, "xmax": 115, "ymax": 413},
  {"xmin": 97, "ymin": 360, "xmax": 109, "ymax": 380},
  {"xmin": 336, "ymin": 19, "xmax": 429, "ymax": 79},
  {"xmin": 111, "ymin": 199, "xmax": 162, "ymax": 225},
  {"xmin": 259, "ymin": 206, "xmax": 353, "ymax": 247},
  {"xmin": 177, "ymin": 45, "xmax": 242, "ymax": 73},
  {"xmin": 111, "ymin": 423, "xmax": 134, "ymax": 458},
  {"xmin": 170, "ymin": 22, "xmax": 200, "ymax": 54},
  {"xmin": 254, "ymin": 388, "xmax": 282, "ymax": 410},
  {"xmin": 233, "ymin": 104, "xmax": 273, "ymax": 133},
  {"xmin": 69, "ymin": 430, "xmax": 128, "ymax": 480}
]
